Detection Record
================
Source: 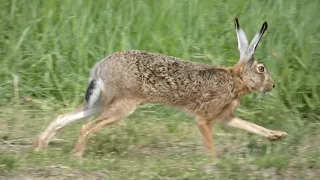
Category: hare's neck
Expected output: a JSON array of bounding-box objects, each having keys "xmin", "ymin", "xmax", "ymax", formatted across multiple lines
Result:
[
  {"xmin": 227, "ymin": 67, "xmax": 252, "ymax": 97},
  {"xmin": 233, "ymin": 76, "xmax": 252, "ymax": 97}
]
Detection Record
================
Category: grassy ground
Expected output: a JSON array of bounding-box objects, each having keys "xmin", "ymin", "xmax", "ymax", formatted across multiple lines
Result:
[{"xmin": 0, "ymin": 0, "xmax": 319, "ymax": 179}]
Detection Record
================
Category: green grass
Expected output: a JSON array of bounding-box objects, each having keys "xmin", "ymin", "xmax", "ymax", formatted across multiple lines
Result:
[
  {"xmin": 0, "ymin": 154, "xmax": 19, "ymax": 172},
  {"xmin": 0, "ymin": 0, "xmax": 319, "ymax": 179}
]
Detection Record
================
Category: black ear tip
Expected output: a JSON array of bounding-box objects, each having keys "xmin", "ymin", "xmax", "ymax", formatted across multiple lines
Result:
[
  {"xmin": 260, "ymin": 21, "xmax": 268, "ymax": 33},
  {"xmin": 263, "ymin": 22, "xmax": 268, "ymax": 29},
  {"xmin": 234, "ymin": 18, "xmax": 240, "ymax": 28}
]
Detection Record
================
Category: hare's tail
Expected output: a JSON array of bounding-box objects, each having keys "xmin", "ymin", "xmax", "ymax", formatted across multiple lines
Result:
[{"xmin": 85, "ymin": 78, "xmax": 104, "ymax": 108}]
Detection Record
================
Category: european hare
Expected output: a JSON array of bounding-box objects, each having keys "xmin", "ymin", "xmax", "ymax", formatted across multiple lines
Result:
[{"xmin": 34, "ymin": 18, "xmax": 287, "ymax": 161}]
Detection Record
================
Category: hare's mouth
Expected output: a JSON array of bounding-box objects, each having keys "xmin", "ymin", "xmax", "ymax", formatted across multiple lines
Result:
[
  {"xmin": 259, "ymin": 87, "xmax": 270, "ymax": 93},
  {"xmin": 258, "ymin": 87, "xmax": 265, "ymax": 93}
]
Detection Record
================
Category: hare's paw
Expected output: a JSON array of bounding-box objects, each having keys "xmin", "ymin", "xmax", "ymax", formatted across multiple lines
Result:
[
  {"xmin": 33, "ymin": 135, "xmax": 48, "ymax": 151},
  {"xmin": 203, "ymin": 163, "xmax": 221, "ymax": 179},
  {"xmin": 267, "ymin": 131, "xmax": 287, "ymax": 141}
]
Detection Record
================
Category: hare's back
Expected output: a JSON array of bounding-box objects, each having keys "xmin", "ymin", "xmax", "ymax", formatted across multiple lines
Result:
[
  {"xmin": 94, "ymin": 50, "xmax": 235, "ymax": 107},
  {"xmin": 94, "ymin": 50, "xmax": 212, "ymax": 84}
]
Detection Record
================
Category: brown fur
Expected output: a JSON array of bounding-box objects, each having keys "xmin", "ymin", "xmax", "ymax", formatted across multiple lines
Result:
[{"xmin": 34, "ymin": 18, "xmax": 287, "ymax": 162}]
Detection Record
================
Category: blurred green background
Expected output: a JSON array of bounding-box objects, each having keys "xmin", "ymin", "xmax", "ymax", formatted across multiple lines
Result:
[{"xmin": 0, "ymin": 0, "xmax": 319, "ymax": 179}]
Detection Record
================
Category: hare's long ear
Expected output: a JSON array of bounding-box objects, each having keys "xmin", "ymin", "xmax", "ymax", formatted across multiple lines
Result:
[
  {"xmin": 234, "ymin": 18, "xmax": 248, "ymax": 60},
  {"xmin": 247, "ymin": 21, "xmax": 268, "ymax": 59}
]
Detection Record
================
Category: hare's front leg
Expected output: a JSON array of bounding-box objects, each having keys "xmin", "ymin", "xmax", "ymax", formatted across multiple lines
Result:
[
  {"xmin": 196, "ymin": 117, "xmax": 217, "ymax": 162},
  {"xmin": 221, "ymin": 115, "xmax": 287, "ymax": 141}
]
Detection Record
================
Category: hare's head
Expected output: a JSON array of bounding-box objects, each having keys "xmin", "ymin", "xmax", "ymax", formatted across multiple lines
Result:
[{"xmin": 233, "ymin": 18, "xmax": 274, "ymax": 93}]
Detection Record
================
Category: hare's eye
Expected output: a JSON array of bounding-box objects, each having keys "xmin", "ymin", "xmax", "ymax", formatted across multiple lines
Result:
[{"xmin": 258, "ymin": 66, "xmax": 265, "ymax": 72}]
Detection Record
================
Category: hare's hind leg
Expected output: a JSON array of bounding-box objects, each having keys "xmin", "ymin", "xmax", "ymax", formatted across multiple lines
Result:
[
  {"xmin": 196, "ymin": 117, "xmax": 217, "ymax": 162},
  {"xmin": 34, "ymin": 104, "xmax": 101, "ymax": 151},
  {"xmin": 72, "ymin": 99, "xmax": 139, "ymax": 157},
  {"xmin": 221, "ymin": 115, "xmax": 287, "ymax": 141}
]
